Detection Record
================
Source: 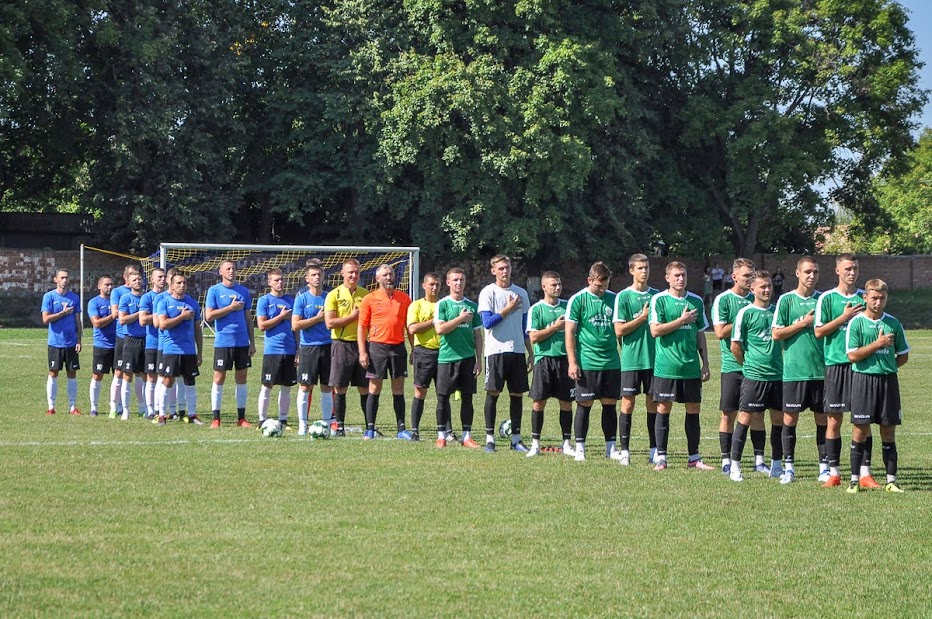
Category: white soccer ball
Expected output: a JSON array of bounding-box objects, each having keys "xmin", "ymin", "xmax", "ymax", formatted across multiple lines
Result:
[
  {"xmin": 498, "ymin": 418, "xmax": 512, "ymax": 438},
  {"xmin": 309, "ymin": 419, "xmax": 331, "ymax": 439},
  {"xmin": 261, "ymin": 419, "xmax": 283, "ymax": 438}
]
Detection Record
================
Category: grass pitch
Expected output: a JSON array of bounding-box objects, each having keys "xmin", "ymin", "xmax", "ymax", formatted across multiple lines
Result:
[{"xmin": 2, "ymin": 328, "xmax": 932, "ymax": 617}]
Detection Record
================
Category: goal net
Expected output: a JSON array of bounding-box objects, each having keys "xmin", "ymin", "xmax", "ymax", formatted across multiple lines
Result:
[{"xmin": 140, "ymin": 243, "xmax": 420, "ymax": 336}]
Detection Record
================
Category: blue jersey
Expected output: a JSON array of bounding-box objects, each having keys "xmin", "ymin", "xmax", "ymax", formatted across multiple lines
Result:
[
  {"xmin": 294, "ymin": 289, "xmax": 330, "ymax": 346},
  {"xmin": 140, "ymin": 290, "xmax": 163, "ymax": 350},
  {"xmin": 42, "ymin": 290, "xmax": 81, "ymax": 347},
  {"xmin": 257, "ymin": 293, "xmax": 296, "ymax": 355},
  {"xmin": 205, "ymin": 283, "xmax": 252, "ymax": 348},
  {"xmin": 119, "ymin": 291, "xmax": 147, "ymax": 338},
  {"xmin": 87, "ymin": 295, "xmax": 116, "ymax": 349},
  {"xmin": 110, "ymin": 285, "xmax": 131, "ymax": 338},
  {"xmin": 157, "ymin": 294, "xmax": 201, "ymax": 355},
  {"xmin": 156, "ymin": 290, "xmax": 172, "ymax": 351}
]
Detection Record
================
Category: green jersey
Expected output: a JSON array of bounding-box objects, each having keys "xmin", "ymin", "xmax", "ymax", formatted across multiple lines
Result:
[
  {"xmin": 613, "ymin": 286, "xmax": 659, "ymax": 371},
  {"xmin": 566, "ymin": 289, "xmax": 620, "ymax": 371},
  {"xmin": 711, "ymin": 289, "xmax": 753, "ymax": 374},
  {"xmin": 845, "ymin": 313, "xmax": 909, "ymax": 375},
  {"xmin": 527, "ymin": 299, "xmax": 568, "ymax": 361},
  {"xmin": 772, "ymin": 291, "xmax": 824, "ymax": 381},
  {"xmin": 815, "ymin": 289, "xmax": 866, "ymax": 366},
  {"xmin": 732, "ymin": 304, "xmax": 782, "ymax": 382},
  {"xmin": 434, "ymin": 296, "xmax": 482, "ymax": 363},
  {"xmin": 649, "ymin": 291, "xmax": 708, "ymax": 380}
]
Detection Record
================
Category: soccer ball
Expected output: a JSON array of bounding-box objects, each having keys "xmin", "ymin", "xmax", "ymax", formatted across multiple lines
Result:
[
  {"xmin": 260, "ymin": 419, "xmax": 283, "ymax": 438},
  {"xmin": 498, "ymin": 418, "xmax": 512, "ymax": 438},
  {"xmin": 309, "ymin": 419, "xmax": 331, "ymax": 439}
]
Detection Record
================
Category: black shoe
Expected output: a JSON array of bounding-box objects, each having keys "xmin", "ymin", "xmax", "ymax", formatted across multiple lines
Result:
[
  {"xmin": 333, "ymin": 429, "xmax": 346, "ymax": 437},
  {"xmin": 410, "ymin": 430, "xmax": 420, "ymax": 442}
]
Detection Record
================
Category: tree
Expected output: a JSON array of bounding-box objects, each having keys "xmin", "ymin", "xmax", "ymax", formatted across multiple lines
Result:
[{"xmin": 647, "ymin": 0, "xmax": 926, "ymax": 257}]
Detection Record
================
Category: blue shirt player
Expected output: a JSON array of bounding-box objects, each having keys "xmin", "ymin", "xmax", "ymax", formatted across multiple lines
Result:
[
  {"xmin": 156, "ymin": 273, "xmax": 204, "ymax": 425},
  {"xmin": 87, "ymin": 275, "xmax": 116, "ymax": 417},
  {"xmin": 256, "ymin": 268, "xmax": 298, "ymax": 427},
  {"xmin": 41, "ymin": 269, "xmax": 83, "ymax": 415},
  {"xmin": 204, "ymin": 259, "xmax": 256, "ymax": 428},
  {"xmin": 292, "ymin": 260, "xmax": 333, "ymax": 434}
]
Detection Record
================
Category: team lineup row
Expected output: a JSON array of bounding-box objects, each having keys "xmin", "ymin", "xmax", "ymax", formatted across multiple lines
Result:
[{"xmin": 40, "ymin": 252, "xmax": 908, "ymax": 492}]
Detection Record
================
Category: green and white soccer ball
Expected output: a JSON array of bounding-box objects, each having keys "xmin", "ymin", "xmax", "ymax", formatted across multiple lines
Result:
[
  {"xmin": 309, "ymin": 419, "xmax": 331, "ymax": 439},
  {"xmin": 260, "ymin": 419, "xmax": 283, "ymax": 438},
  {"xmin": 498, "ymin": 418, "xmax": 512, "ymax": 438}
]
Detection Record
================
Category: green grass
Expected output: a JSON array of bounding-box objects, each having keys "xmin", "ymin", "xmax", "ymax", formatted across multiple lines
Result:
[{"xmin": 2, "ymin": 328, "xmax": 932, "ymax": 616}]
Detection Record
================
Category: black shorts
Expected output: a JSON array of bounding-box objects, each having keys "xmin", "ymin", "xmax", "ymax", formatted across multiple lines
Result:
[
  {"xmin": 48, "ymin": 346, "xmax": 80, "ymax": 372},
  {"xmin": 620, "ymin": 369, "xmax": 653, "ymax": 398},
  {"xmin": 298, "ymin": 344, "xmax": 331, "ymax": 386},
  {"xmin": 824, "ymin": 364, "xmax": 853, "ymax": 413},
  {"xmin": 261, "ymin": 354, "xmax": 298, "ymax": 386},
  {"xmin": 484, "ymin": 352, "xmax": 529, "ymax": 393},
  {"xmin": 161, "ymin": 353, "xmax": 200, "ymax": 383},
  {"xmin": 739, "ymin": 378, "xmax": 783, "ymax": 413},
  {"xmin": 851, "ymin": 373, "xmax": 901, "ymax": 426},
  {"xmin": 529, "ymin": 356, "xmax": 574, "ymax": 402},
  {"xmin": 575, "ymin": 368, "xmax": 621, "ymax": 402},
  {"xmin": 412, "ymin": 346, "xmax": 439, "ymax": 388},
  {"xmin": 92, "ymin": 346, "xmax": 115, "ymax": 375},
  {"xmin": 144, "ymin": 349, "xmax": 160, "ymax": 375},
  {"xmin": 366, "ymin": 342, "xmax": 408, "ymax": 380},
  {"xmin": 651, "ymin": 376, "xmax": 702, "ymax": 403},
  {"xmin": 329, "ymin": 340, "xmax": 367, "ymax": 388},
  {"xmin": 121, "ymin": 336, "xmax": 146, "ymax": 374},
  {"xmin": 214, "ymin": 346, "xmax": 252, "ymax": 372},
  {"xmin": 783, "ymin": 380, "xmax": 825, "ymax": 414},
  {"xmin": 719, "ymin": 371, "xmax": 743, "ymax": 413},
  {"xmin": 114, "ymin": 337, "xmax": 125, "ymax": 371},
  {"xmin": 436, "ymin": 358, "xmax": 478, "ymax": 396}
]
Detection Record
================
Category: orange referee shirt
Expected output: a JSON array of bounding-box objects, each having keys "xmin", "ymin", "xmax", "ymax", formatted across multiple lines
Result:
[{"xmin": 358, "ymin": 288, "xmax": 412, "ymax": 344}]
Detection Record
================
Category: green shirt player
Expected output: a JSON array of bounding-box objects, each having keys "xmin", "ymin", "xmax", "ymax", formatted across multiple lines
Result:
[
  {"xmin": 613, "ymin": 253, "xmax": 660, "ymax": 465},
  {"xmin": 727, "ymin": 271, "xmax": 783, "ymax": 482},
  {"xmin": 712, "ymin": 258, "xmax": 771, "ymax": 475},
  {"xmin": 771, "ymin": 256, "xmax": 827, "ymax": 483},
  {"xmin": 565, "ymin": 262, "xmax": 620, "ymax": 463},
  {"xmin": 649, "ymin": 261, "xmax": 712, "ymax": 471},
  {"xmin": 433, "ymin": 268, "xmax": 484, "ymax": 449},
  {"xmin": 526, "ymin": 271, "xmax": 575, "ymax": 458},
  {"xmin": 844, "ymin": 279, "xmax": 909, "ymax": 494},
  {"xmin": 815, "ymin": 254, "xmax": 877, "ymax": 488}
]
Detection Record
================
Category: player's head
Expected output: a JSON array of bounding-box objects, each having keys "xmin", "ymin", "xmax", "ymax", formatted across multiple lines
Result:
[
  {"xmin": 54, "ymin": 269, "xmax": 70, "ymax": 291},
  {"xmin": 305, "ymin": 259, "xmax": 324, "ymax": 288},
  {"xmin": 150, "ymin": 268, "xmax": 166, "ymax": 290},
  {"xmin": 664, "ymin": 261, "xmax": 687, "ymax": 292},
  {"xmin": 341, "ymin": 258, "xmax": 360, "ymax": 287},
  {"xmin": 540, "ymin": 270, "xmax": 562, "ymax": 300},
  {"xmin": 587, "ymin": 262, "xmax": 611, "ymax": 295},
  {"xmin": 862, "ymin": 278, "xmax": 889, "ymax": 313},
  {"xmin": 835, "ymin": 253, "xmax": 858, "ymax": 286},
  {"xmin": 127, "ymin": 270, "xmax": 143, "ymax": 292},
  {"xmin": 97, "ymin": 275, "xmax": 113, "ymax": 296},
  {"xmin": 122, "ymin": 264, "xmax": 139, "ymax": 283},
  {"xmin": 267, "ymin": 267, "xmax": 284, "ymax": 293},
  {"xmin": 170, "ymin": 273, "xmax": 187, "ymax": 295},
  {"xmin": 795, "ymin": 256, "xmax": 819, "ymax": 291},
  {"xmin": 422, "ymin": 272, "xmax": 440, "ymax": 300},
  {"xmin": 732, "ymin": 258, "xmax": 755, "ymax": 293},
  {"xmin": 490, "ymin": 254, "xmax": 512, "ymax": 285},
  {"xmin": 375, "ymin": 264, "xmax": 395, "ymax": 290},
  {"xmin": 628, "ymin": 254, "xmax": 649, "ymax": 283},
  {"xmin": 446, "ymin": 267, "xmax": 466, "ymax": 296},
  {"xmin": 749, "ymin": 270, "xmax": 772, "ymax": 303},
  {"xmin": 218, "ymin": 260, "xmax": 236, "ymax": 284}
]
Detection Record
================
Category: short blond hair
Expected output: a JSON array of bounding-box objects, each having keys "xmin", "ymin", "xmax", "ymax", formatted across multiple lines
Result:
[{"xmin": 863, "ymin": 279, "xmax": 888, "ymax": 294}]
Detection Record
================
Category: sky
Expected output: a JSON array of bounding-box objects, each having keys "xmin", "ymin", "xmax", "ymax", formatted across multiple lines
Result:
[{"xmin": 899, "ymin": 0, "xmax": 932, "ymax": 132}]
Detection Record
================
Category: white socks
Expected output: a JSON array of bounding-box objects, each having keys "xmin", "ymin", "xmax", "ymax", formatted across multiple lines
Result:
[
  {"xmin": 258, "ymin": 385, "xmax": 272, "ymax": 422},
  {"xmin": 145, "ymin": 380, "xmax": 156, "ymax": 416},
  {"xmin": 235, "ymin": 383, "xmax": 248, "ymax": 409},
  {"xmin": 89, "ymin": 378, "xmax": 102, "ymax": 412},
  {"xmin": 211, "ymin": 383, "xmax": 223, "ymax": 411},
  {"xmin": 278, "ymin": 387, "xmax": 291, "ymax": 421},
  {"xmin": 320, "ymin": 391, "xmax": 333, "ymax": 422},
  {"xmin": 298, "ymin": 390, "xmax": 310, "ymax": 424},
  {"xmin": 67, "ymin": 378, "xmax": 77, "ymax": 409},
  {"xmin": 46, "ymin": 376, "xmax": 57, "ymax": 409}
]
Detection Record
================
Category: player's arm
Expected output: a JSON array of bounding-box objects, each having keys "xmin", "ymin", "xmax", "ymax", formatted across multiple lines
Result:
[
  {"xmin": 565, "ymin": 320, "xmax": 581, "ymax": 380},
  {"xmin": 713, "ymin": 323, "xmax": 732, "ymax": 340},
  {"xmin": 615, "ymin": 301, "xmax": 650, "ymax": 338},
  {"xmin": 204, "ymin": 298, "xmax": 243, "ymax": 321},
  {"xmin": 846, "ymin": 329, "xmax": 894, "ymax": 363},
  {"xmin": 772, "ymin": 306, "xmax": 815, "ymax": 341},
  {"xmin": 257, "ymin": 303, "xmax": 290, "ymax": 332},
  {"xmin": 325, "ymin": 310, "xmax": 358, "ymax": 330},
  {"xmin": 528, "ymin": 316, "xmax": 565, "ymax": 344},
  {"xmin": 650, "ymin": 306, "xmax": 697, "ymax": 337},
  {"xmin": 473, "ymin": 327, "xmax": 484, "ymax": 376},
  {"xmin": 42, "ymin": 298, "xmax": 74, "ymax": 325},
  {"xmin": 434, "ymin": 308, "xmax": 473, "ymax": 335},
  {"xmin": 195, "ymin": 322, "xmax": 204, "ymax": 365},
  {"xmin": 119, "ymin": 302, "xmax": 141, "ymax": 325},
  {"xmin": 74, "ymin": 312, "xmax": 83, "ymax": 353},
  {"xmin": 815, "ymin": 301, "xmax": 863, "ymax": 339},
  {"xmin": 89, "ymin": 305, "xmax": 115, "ymax": 329},
  {"xmin": 697, "ymin": 330, "xmax": 710, "ymax": 381},
  {"xmin": 408, "ymin": 317, "xmax": 435, "ymax": 335},
  {"xmin": 729, "ymin": 340, "xmax": 745, "ymax": 366}
]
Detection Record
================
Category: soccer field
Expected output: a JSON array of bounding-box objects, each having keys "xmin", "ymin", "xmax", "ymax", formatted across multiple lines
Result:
[{"xmin": 2, "ymin": 328, "xmax": 932, "ymax": 617}]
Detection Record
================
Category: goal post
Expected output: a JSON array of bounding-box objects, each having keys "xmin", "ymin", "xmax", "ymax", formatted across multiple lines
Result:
[{"xmin": 146, "ymin": 243, "xmax": 420, "ymax": 336}]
